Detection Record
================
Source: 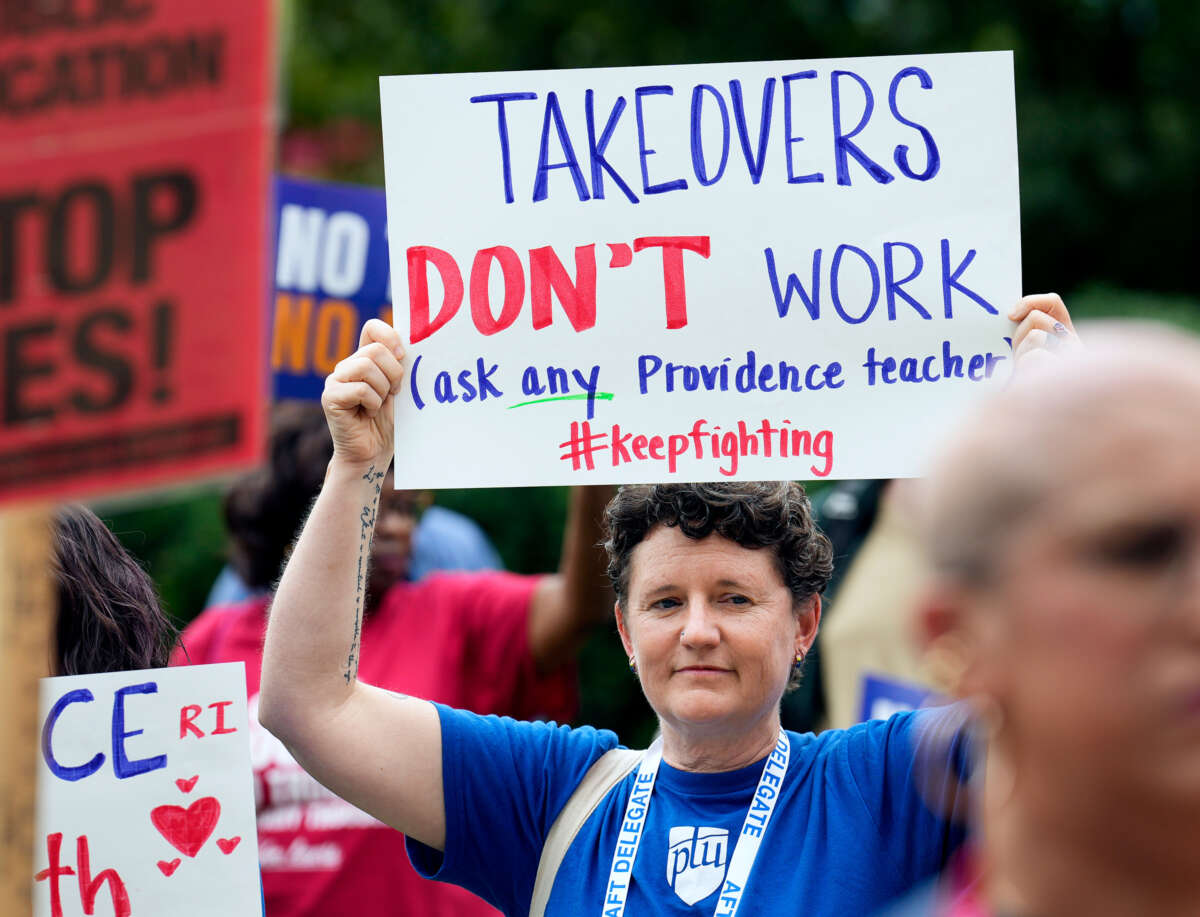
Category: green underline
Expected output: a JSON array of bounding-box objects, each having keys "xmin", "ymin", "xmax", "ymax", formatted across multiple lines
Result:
[{"xmin": 506, "ymin": 392, "xmax": 615, "ymax": 409}]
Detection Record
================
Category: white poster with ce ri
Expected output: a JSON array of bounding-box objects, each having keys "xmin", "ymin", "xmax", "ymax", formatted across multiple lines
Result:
[
  {"xmin": 380, "ymin": 52, "xmax": 1020, "ymax": 485},
  {"xmin": 32, "ymin": 663, "xmax": 260, "ymax": 916}
]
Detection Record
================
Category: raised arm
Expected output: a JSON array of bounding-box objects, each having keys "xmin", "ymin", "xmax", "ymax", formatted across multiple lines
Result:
[
  {"xmin": 527, "ymin": 485, "xmax": 617, "ymax": 672},
  {"xmin": 258, "ymin": 319, "xmax": 447, "ymax": 850}
]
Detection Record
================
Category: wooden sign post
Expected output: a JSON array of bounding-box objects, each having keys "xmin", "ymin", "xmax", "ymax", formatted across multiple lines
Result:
[{"xmin": 0, "ymin": 506, "xmax": 55, "ymax": 917}]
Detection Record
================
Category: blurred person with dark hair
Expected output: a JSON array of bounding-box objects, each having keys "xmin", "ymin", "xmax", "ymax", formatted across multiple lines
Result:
[
  {"xmin": 175, "ymin": 399, "xmax": 612, "ymax": 917},
  {"xmin": 205, "ymin": 401, "xmax": 501, "ymax": 607},
  {"xmin": 898, "ymin": 318, "xmax": 1200, "ymax": 916},
  {"xmin": 52, "ymin": 503, "xmax": 178, "ymax": 676},
  {"xmin": 221, "ymin": 401, "xmax": 335, "ymax": 598}
]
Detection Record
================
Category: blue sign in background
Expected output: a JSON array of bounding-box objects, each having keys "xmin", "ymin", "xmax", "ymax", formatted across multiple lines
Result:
[
  {"xmin": 271, "ymin": 176, "xmax": 392, "ymax": 400},
  {"xmin": 858, "ymin": 672, "xmax": 934, "ymax": 723}
]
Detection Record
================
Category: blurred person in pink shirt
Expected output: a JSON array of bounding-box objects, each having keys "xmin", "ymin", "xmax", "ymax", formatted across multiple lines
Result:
[{"xmin": 175, "ymin": 402, "xmax": 612, "ymax": 917}]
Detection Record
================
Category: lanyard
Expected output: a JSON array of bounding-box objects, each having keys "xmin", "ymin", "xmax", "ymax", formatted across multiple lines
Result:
[{"xmin": 601, "ymin": 730, "xmax": 790, "ymax": 917}]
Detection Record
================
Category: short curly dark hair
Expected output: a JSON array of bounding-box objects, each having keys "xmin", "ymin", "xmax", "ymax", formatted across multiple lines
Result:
[{"xmin": 603, "ymin": 482, "xmax": 833, "ymax": 609}]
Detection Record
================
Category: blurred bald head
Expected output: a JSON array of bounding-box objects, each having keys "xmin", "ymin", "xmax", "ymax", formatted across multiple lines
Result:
[
  {"xmin": 914, "ymin": 322, "xmax": 1200, "ymax": 917},
  {"xmin": 921, "ymin": 321, "xmax": 1200, "ymax": 582}
]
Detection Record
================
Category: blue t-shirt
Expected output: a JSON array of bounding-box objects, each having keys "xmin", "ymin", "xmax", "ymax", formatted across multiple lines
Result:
[{"xmin": 409, "ymin": 705, "xmax": 969, "ymax": 917}]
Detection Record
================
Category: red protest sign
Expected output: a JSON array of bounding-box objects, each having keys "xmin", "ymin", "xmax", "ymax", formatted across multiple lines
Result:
[{"xmin": 0, "ymin": 1, "xmax": 275, "ymax": 505}]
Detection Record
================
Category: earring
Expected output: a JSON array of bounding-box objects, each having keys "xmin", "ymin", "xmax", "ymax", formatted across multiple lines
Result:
[
  {"xmin": 628, "ymin": 655, "xmax": 638, "ymax": 674},
  {"xmin": 923, "ymin": 635, "xmax": 969, "ymax": 697},
  {"xmin": 793, "ymin": 650, "xmax": 805, "ymax": 670}
]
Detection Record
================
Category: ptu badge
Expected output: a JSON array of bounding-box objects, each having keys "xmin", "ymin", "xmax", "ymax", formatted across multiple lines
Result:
[{"xmin": 666, "ymin": 826, "xmax": 728, "ymax": 905}]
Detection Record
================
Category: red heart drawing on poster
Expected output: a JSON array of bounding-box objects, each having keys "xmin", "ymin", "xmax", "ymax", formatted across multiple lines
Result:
[
  {"xmin": 216, "ymin": 837, "xmax": 241, "ymax": 855},
  {"xmin": 151, "ymin": 796, "xmax": 221, "ymax": 858},
  {"xmin": 157, "ymin": 858, "xmax": 181, "ymax": 877},
  {"xmin": 175, "ymin": 776, "xmax": 199, "ymax": 793}
]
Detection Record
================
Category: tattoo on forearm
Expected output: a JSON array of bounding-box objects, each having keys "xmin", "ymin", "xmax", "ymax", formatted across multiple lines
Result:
[{"xmin": 344, "ymin": 463, "xmax": 385, "ymax": 683}]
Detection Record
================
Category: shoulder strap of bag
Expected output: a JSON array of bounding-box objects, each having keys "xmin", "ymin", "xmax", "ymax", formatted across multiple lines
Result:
[{"xmin": 528, "ymin": 746, "xmax": 644, "ymax": 917}]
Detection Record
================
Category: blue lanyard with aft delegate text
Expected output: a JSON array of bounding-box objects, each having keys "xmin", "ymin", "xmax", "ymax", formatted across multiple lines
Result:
[{"xmin": 601, "ymin": 730, "xmax": 791, "ymax": 917}]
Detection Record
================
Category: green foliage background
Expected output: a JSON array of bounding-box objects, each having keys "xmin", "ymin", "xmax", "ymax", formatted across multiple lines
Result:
[{"xmin": 100, "ymin": 0, "xmax": 1200, "ymax": 742}]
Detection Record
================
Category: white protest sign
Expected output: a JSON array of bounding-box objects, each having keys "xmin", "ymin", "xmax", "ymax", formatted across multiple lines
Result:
[
  {"xmin": 380, "ymin": 52, "xmax": 1020, "ymax": 485},
  {"xmin": 33, "ymin": 663, "xmax": 260, "ymax": 916}
]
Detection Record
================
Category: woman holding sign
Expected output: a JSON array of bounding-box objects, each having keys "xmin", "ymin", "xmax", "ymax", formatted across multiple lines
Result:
[{"xmin": 260, "ymin": 298, "xmax": 1069, "ymax": 916}]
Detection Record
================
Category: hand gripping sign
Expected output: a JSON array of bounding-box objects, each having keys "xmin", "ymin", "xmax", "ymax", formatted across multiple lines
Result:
[
  {"xmin": 379, "ymin": 52, "xmax": 1020, "ymax": 486},
  {"xmin": 33, "ymin": 663, "xmax": 260, "ymax": 917}
]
